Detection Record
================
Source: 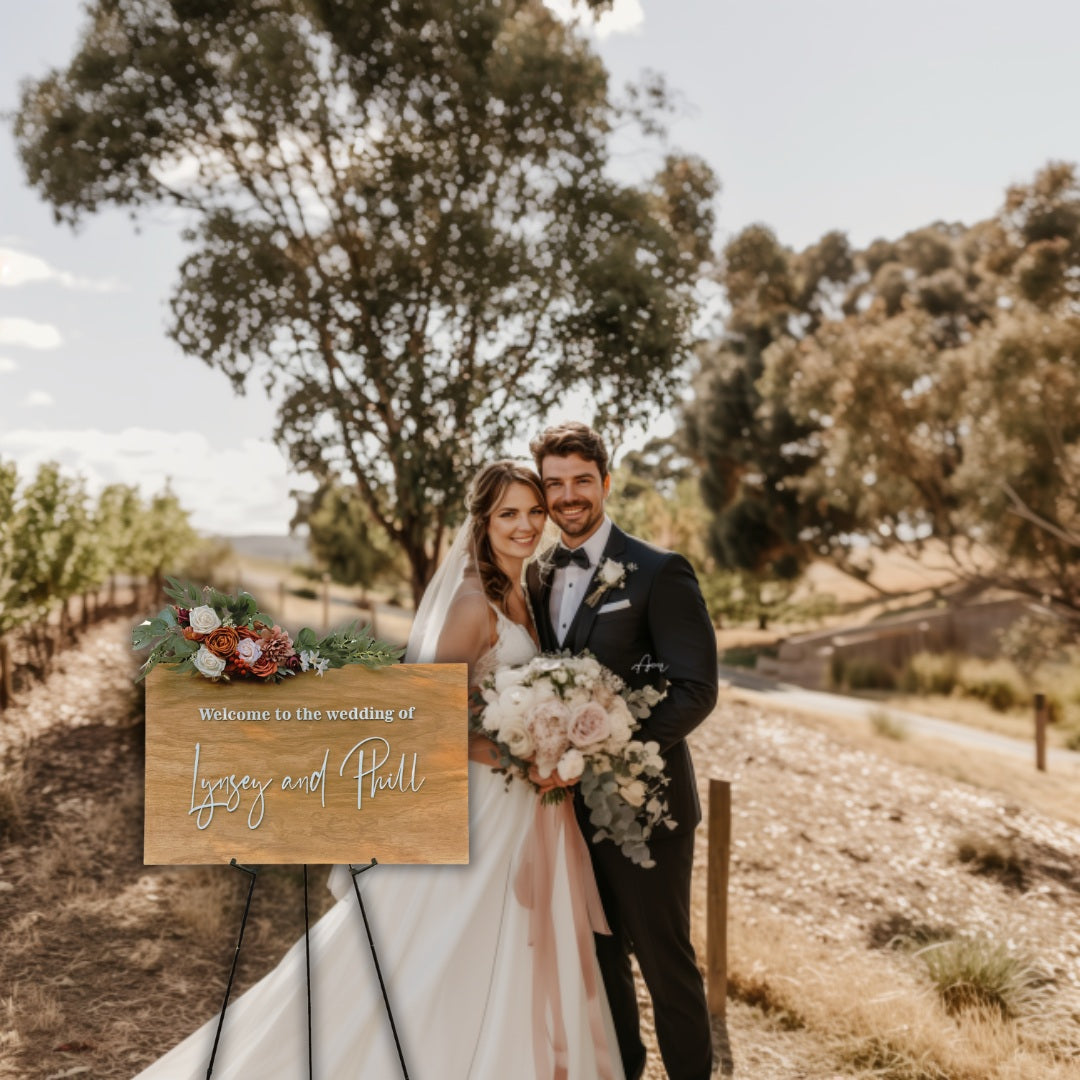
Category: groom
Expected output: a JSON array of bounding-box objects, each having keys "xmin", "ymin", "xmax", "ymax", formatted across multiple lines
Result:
[{"xmin": 526, "ymin": 421, "xmax": 718, "ymax": 1080}]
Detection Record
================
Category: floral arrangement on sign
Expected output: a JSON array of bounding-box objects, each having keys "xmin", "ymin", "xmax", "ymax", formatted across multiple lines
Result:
[
  {"xmin": 472, "ymin": 653, "xmax": 673, "ymax": 866},
  {"xmin": 133, "ymin": 577, "xmax": 402, "ymax": 683}
]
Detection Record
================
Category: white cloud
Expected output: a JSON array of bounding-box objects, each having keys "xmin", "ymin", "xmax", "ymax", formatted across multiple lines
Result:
[
  {"xmin": 0, "ymin": 357, "xmax": 16, "ymax": 373},
  {"xmin": 0, "ymin": 317, "xmax": 63, "ymax": 350},
  {"xmin": 0, "ymin": 248, "xmax": 124, "ymax": 292},
  {"xmin": 543, "ymin": 0, "xmax": 644, "ymax": 37},
  {"xmin": 23, "ymin": 390, "xmax": 54, "ymax": 407},
  {"xmin": 0, "ymin": 426, "xmax": 310, "ymax": 535}
]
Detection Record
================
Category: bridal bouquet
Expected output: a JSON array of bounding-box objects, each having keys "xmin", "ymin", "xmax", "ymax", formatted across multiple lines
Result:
[
  {"xmin": 473, "ymin": 653, "xmax": 674, "ymax": 866},
  {"xmin": 133, "ymin": 577, "xmax": 402, "ymax": 683}
]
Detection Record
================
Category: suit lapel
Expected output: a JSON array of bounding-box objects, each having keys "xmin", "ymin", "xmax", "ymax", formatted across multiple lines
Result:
[{"xmin": 568, "ymin": 525, "xmax": 628, "ymax": 654}]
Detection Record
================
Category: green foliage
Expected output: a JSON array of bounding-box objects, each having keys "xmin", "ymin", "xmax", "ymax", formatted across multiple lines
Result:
[
  {"xmin": 899, "ymin": 651, "xmax": 959, "ymax": 696},
  {"xmin": 1, "ymin": 461, "xmax": 188, "ymax": 636},
  {"xmin": 842, "ymin": 658, "xmax": 897, "ymax": 691},
  {"xmin": 916, "ymin": 937, "xmax": 1052, "ymax": 1019},
  {"xmin": 15, "ymin": 0, "xmax": 717, "ymax": 605},
  {"xmin": 291, "ymin": 482, "xmax": 403, "ymax": 589},
  {"xmin": 685, "ymin": 162, "xmax": 1080, "ymax": 625},
  {"xmin": 955, "ymin": 657, "xmax": 1026, "ymax": 712}
]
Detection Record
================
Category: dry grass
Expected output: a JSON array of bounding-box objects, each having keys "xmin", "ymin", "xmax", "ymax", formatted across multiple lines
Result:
[
  {"xmin": 724, "ymin": 911, "xmax": 1080, "ymax": 1080},
  {"xmin": 727, "ymin": 686, "xmax": 1080, "ymax": 830}
]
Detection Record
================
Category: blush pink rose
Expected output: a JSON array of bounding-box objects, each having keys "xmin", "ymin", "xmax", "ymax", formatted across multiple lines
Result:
[
  {"xmin": 526, "ymin": 702, "xmax": 571, "ymax": 779},
  {"xmin": 568, "ymin": 702, "xmax": 612, "ymax": 748}
]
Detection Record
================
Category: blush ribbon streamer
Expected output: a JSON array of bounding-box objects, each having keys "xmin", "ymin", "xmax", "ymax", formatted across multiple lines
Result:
[{"xmin": 513, "ymin": 796, "xmax": 617, "ymax": 1080}]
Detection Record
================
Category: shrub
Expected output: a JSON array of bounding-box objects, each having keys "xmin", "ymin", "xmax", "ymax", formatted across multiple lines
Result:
[
  {"xmin": 845, "ymin": 658, "xmax": 898, "ymax": 690},
  {"xmin": 900, "ymin": 651, "xmax": 958, "ymax": 696},
  {"xmin": 956, "ymin": 657, "xmax": 1026, "ymax": 712},
  {"xmin": 869, "ymin": 708, "xmax": 908, "ymax": 740},
  {"xmin": 916, "ymin": 936, "xmax": 1051, "ymax": 1018}
]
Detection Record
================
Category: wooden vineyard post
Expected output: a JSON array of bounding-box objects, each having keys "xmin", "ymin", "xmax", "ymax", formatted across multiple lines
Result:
[
  {"xmin": 0, "ymin": 637, "xmax": 13, "ymax": 711},
  {"xmin": 707, "ymin": 778, "xmax": 731, "ymax": 1018},
  {"xmin": 1034, "ymin": 692, "xmax": 1048, "ymax": 772}
]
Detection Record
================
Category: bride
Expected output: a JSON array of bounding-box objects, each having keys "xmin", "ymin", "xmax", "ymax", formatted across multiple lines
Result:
[{"xmin": 132, "ymin": 461, "xmax": 625, "ymax": 1080}]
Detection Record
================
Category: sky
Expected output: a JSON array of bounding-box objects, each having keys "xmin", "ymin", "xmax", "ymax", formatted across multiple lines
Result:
[{"xmin": 2, "ymin": 0, "xmax": 1079, "ymax": 534}]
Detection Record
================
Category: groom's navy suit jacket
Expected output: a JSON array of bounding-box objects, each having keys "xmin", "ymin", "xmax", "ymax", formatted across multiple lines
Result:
[{"xmin": 526, "ymin": 524, "xmax": 718, "ymax": 838}]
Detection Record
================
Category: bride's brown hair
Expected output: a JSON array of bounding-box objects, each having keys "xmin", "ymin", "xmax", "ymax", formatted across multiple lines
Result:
[{"xmin": 465, "ymin": 461, "xmax": 546, "ymax": 612}]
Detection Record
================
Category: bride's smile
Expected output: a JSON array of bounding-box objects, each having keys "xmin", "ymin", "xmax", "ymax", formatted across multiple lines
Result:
[{"xmin": 487, "ymin": 482, "xmax": 547, "ymax": 572}]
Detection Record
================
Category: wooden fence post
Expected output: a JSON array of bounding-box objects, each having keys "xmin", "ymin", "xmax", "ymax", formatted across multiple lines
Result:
[
  {"xmin": 321, "ymin": 573, "xmax": 331, "ymax": 631},
  {"xmin": 278, "ymin": 580, "xmax": 287, "ymax": 623},
  {"xmin": 0, "ymin": 637, "xmax": 12, "ymax": 711},
  {"xmin": 707, "ymin": 778, "xmax": 731, "ymax": 1018},
  {"xmin": 1034, "ymin": 692, "xmax": 1048, "ymax": 772}
]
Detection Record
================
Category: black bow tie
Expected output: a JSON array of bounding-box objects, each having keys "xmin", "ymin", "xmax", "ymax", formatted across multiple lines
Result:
[{"xmin": 552, "ymin": 545, "xmax": 590, "ymax": 570}]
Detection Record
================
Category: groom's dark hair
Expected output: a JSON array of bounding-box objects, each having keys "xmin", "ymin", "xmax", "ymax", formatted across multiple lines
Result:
[{"xmin": 530, "ymin": 421, "xmax": 610, "ymax": 480}]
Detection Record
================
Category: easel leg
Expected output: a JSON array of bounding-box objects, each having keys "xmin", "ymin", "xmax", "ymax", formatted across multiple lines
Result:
[
  {"xmin": 349, "ymin": 860, "xmax": 410, "ymax": 1079},
  {"xmin": 206, "ymin": 859, "xmax": 258, "ymax": 1080},
  {"xmin": 304, "ymin": 864, "xmax": 313, "ymax": 1080}
]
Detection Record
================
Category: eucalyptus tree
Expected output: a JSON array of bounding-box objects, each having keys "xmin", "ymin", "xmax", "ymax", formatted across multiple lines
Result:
[{"xmin": 16, "ymin": 0, "xmax": 717, "ymax": 602}]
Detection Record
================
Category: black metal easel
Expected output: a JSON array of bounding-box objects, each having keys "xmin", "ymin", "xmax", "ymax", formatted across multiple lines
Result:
[{"xmin": 205, "ymin": 858, "xmax": 409, "ymax": 1079}]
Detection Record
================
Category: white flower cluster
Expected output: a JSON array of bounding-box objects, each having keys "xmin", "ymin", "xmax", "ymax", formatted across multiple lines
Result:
[{"xmin": 476, "ymin": 653, "xmax": 672, "ymax": 865}]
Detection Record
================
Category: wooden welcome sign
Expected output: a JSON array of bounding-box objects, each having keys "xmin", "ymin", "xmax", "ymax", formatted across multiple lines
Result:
[{"xmin": 144, "ymin": 663, "xmax": 469, "ymax": 865}]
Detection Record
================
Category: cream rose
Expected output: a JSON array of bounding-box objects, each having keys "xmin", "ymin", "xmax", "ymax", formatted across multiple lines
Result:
[
  {"xmin": 568, "ymin": 702, "xmax": 611, "ymax": 748},
  {"xmin": 500, "ymin": 716, "xmax": 535, "ymax": 760},
  {"xmin": 498, "ymin": 683, "xmax": 540, "ymax": 716},
  {"xmin": 556, "ymin": 748, "xmax": 585, "ymax": 782},
  {"xmin": 621, "ymin": 779, "xmax": 647, "ymax": 807},
  {"xmin": 193, "ymin": 644, "xmax": 226, "ymax": 679},
  {"xmin": 188, "ymin": 605, "xmax": 222, "ymax": 634},
  {"xmin": 493, "ymin": 665, "xmax": 528, "ymax": 693}
]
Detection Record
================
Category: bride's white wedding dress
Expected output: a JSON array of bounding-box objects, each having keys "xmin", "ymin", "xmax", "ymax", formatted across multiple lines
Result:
[{"xmin": 133, "ymin": 603, "xmax": 625, "ymax": 1080}]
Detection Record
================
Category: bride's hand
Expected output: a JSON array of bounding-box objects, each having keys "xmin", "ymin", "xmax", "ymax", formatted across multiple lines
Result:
[
  {"xmin": 527, "ymin": 763, "xmax": 577, "ymax": 795},
  {"xmin": 468, "ymin": 733, "xmax": 501, "ymax": 766}
]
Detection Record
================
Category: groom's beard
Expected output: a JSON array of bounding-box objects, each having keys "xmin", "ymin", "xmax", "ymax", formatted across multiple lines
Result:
[{"xmin": 551, "ymin": 499, "xmax": 603, "ymax": 541}]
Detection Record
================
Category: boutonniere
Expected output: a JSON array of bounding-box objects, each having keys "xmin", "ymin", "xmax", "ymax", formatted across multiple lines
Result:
[{"xmin": 585, "ymin": 558, "xmax": 637, "ymax": 608}]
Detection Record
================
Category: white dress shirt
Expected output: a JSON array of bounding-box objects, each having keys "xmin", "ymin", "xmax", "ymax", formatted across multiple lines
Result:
[{"xmin": 549, "ymin": 515, "xmax": 613, "ymax": 648}]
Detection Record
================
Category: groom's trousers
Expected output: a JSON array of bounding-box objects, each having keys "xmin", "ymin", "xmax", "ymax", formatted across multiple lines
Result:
[{"xmin": 590, "ymin": 829, "xmax": 712, "ymax": 1080}]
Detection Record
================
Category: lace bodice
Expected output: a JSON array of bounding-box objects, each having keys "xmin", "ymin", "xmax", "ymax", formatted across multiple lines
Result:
[{"xmin": 474, "ymin": 602, "xmax": 538, "ymax": 685}]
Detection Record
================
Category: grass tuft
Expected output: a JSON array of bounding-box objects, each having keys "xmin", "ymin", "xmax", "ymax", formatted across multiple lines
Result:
[
  {"xmin": 915, "ymin": 936, "xmax": 1052, "ymax": 1019},
  {"xmin": 955, "ymin": 832, "xmax": 1028, "ymax": 891},
  {"xmin": 869, "ymin": 707, "xmax": 909, "ymax": 740}
]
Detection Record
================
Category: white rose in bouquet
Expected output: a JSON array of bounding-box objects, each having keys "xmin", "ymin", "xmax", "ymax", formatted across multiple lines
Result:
[
  {"xmin": 188, "ymin": 605, "xmax": 222, "ymax": 634},
  {"xmin": 193, "ymin": 644, "xmax": 226, "ymax": 678},
  {"xmin": 500, "ymin": 716, "xmax": 535, "ymax": 760},
  {"xmin": 493, "ymin": 665, "xmax": 529, "ymax": 693},
  {"xmin": 564, "ymin": 685, "xmax": 591, "ymax": 710},
  {"xmin": 499, "ymin": 683, "xmax": 540, "ymax": 715},
  {"xmin": 557, "ymin": 748, "xmax": 585, "ymax": 782},
  {"xmin": 482, "ymin": 702, "xmax": 507, "ymax": 734},
  {"xmin": 580, "ymin": 656, "xmax": 603, "ymax": 680},
  {"xmin": 607, "ymin": 698, "xmax": 634, "ymax": 744},
  {"xmin": 621, "ymin": 779, "xmax": 647, "ymax": 807}
]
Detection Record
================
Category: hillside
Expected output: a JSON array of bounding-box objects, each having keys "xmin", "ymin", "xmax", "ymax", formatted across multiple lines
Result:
[{"xmin": 0, "ymin": 621, "xmax": 1078, "ymax": 1078}]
